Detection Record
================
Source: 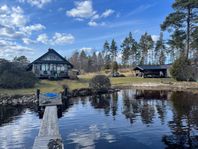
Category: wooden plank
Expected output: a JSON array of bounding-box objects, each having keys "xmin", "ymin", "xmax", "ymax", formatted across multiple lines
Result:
[
  {"xmin": 33, "ymin": 106, "xmax": 64, "ymax": 149},
  {"xmin": 39, "ymin": 106, "xmax": 60, "ymax": 136},
  {"xmin": 39, "ymin": 94, "xmax": 62, "ymax": 106}
]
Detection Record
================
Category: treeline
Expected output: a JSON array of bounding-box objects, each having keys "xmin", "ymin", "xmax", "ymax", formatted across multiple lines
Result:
[
  {"xmin": 69, "ymin": 0, "xmax": 198, "ymax": 73},
  {"xmin": 122, "ymin": 0, "xmax": 198, "ymax": 66},
  {"xmin": 69, "ymin": 39, "xmax": 119, "ymax": 73},
  {"xmin": 69, "ymin": 50, "xmax": 105, "ymax": 72}
]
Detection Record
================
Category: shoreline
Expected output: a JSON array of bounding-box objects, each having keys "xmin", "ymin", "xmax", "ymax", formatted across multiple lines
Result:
[
  {"xmin": 0, "ymin": 82, "xmax": 198, "ymax": 105},
  {"xmin": 113, "ymin": 82, "xmax": 198, "ymax": 92}
]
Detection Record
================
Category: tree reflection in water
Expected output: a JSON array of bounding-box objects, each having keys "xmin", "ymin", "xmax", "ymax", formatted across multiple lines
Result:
[
  {"xmin": 0, "ymin": 106, "xmax": 24, "ymax": 126},
  {"xmin": 162, "ymin": 92, "xmax": 198, "ymax": 149},
  {"xmin": 122, "ymin": 90, "xmax": 168, "ymax": 125},
  {"xmin": 90, "ymin": 94, "xmax": 111, "ymax": 116},
  {"xmin": 90, "ymin": 93, "xmax": 119, "ymax": 117},
  {"xmin": 122, "ymin": 90, "xmax": 198, "ymax": 148},
  {"xmin": 0, "ymin": 90, "xmax": 198, "ymax": 148},
  {"xmin": 0, "ymin": 105, "xmax": 38, "ymax": 126}
]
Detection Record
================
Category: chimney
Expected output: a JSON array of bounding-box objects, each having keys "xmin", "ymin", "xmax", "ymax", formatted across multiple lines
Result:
[{"xmin": 48, "ymin": 48, "xmax": 54, "ymax": 52}]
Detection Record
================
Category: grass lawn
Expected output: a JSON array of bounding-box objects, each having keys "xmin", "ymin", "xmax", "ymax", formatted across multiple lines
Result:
[{"xmin": 0, "ymin": 73, "xmax": 176, "ymax": 95}]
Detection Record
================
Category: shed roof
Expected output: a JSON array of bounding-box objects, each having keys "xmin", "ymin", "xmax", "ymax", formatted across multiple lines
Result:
[{"xmin": 134, "ymin": 65, "xmax": 171, "ymax": 71}]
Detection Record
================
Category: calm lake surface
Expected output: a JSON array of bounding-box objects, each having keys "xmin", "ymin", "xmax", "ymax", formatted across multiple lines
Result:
[{"xmin": 0, "ymin": 89, "xmax": 198, "ymax": 149}]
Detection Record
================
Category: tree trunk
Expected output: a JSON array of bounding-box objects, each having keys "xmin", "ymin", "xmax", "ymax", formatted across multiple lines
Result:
[{"xmin": 186, "ymin": 6, "xmax": 191, "ymax": 59}]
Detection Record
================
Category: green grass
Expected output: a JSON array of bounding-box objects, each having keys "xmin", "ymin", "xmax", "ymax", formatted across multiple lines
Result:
[
  {"xmin": 0, "ymin": 74, "xmax": 176, "ymax": 95},
  {"xmin": 110, "ymin": 77, "xmax": 176, "ymax": 86}
]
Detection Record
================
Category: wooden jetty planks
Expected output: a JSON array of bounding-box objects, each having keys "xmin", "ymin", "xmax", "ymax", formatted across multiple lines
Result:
[
  {"xmin": 39, "ymin": 106, "xmax": 60, "ymax": 136},
  {"xmin": 33, "ymin": 106, "xmax": 64, "ymax": 149},
  {"xmin": 39, "ymin": 94, "xmax": 62, "ymax": 106}
]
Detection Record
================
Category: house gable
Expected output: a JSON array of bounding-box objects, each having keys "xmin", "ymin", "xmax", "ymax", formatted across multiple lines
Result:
[
  {"xmin": 27, "ymin": 48, "xmax": 73, "ymax": 71},
  {"xmin": 40, "ymin": 52, "xmax": 63, "ymax": 61},
  {"xmin": 32, "ymin": 49, "xmax": 73, "ymax": 66}
]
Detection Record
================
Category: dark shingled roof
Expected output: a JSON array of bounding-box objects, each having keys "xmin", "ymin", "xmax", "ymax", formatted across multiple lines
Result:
[
  {"xmin": 134, "ymin": 65, "xmax": 171, "ymax": 71},
  {"xmin": 27, "ymin": 48, "xmax": 73, "ymax": 70}
]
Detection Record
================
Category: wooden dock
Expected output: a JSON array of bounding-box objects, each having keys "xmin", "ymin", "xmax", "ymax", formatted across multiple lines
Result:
[
  {"xmin": 39, "ymin": 93, "xmax": 62, "ymax": 106},
  {"xmin": 33, "ymin": 92, "xmax": 64, "ymax": 149}
]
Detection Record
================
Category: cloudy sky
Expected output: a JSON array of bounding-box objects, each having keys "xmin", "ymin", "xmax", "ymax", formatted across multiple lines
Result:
[{"xmin": 0, "ymin": 0, "xmax": 174, "ymax": 61}]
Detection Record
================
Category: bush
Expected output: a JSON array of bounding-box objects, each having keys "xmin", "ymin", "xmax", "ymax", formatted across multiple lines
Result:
[
  {"xmin": 0, "ymin": 61, "xmax": 38, "ymax": 89},
  {"xmin": 89, "ymin": 75, "xmax": 111, "ymax": 92},
  {"xmin": 170, "ymin": 56, "xmax": 195, "ymax": 81}
]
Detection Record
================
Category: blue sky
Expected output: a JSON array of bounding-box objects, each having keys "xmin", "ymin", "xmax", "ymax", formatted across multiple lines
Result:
[{"xmin": 0, "ymin": 0, "xmax": 174, "ymax": 61}]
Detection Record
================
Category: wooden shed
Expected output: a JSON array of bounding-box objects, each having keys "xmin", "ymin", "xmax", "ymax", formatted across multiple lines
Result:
[{"xmin": 133, "ymin": 65, "xmax": 171, "ymax": 78}]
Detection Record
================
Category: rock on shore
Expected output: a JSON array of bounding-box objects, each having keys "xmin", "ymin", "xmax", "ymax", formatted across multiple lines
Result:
[
  {"xmin": 0, "ymin": 88, "xmax": 119, "ymax": 105},
  {"xmin": 0, "ymin": 94, "xmax": 37, "ymax": 105}
]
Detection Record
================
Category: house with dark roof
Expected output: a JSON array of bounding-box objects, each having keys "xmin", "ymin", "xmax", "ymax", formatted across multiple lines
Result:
[
  {"xmin": 27, "ymin": 48, "xmax": 73, "ymax": 79},
  {"xmin": 133, "ymin": 65, "xmax": 171, "ymax": 78}
]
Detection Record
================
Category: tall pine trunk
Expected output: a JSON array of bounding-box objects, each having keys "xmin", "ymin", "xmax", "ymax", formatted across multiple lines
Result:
[{"xmin": 186, "ymin": 6, "xmax": 191, "ymax": 59}]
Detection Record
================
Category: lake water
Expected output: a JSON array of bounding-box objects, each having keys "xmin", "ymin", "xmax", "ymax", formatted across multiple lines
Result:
[{"xmin": 0, "ymin": 89, "xmax": 198, "ymax": 149}]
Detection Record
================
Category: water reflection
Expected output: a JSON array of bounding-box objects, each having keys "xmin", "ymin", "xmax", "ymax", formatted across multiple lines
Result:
[
  {"xmin": 0, "ymin": 105, "xmax": 38, "ymax": 126},
  {"xmin": 90, "ymin": 95, "xmax": 111, "ymax": 116},
  {"xmin": 0, "ymin": 105, "xmax": 39, "ymax": 148},
  {"xmin": 0, "ymin": 105, "xmax": 24, "ymax": 126},
  {"xmin": 162, "ymin": 92, "xmax": 198, "ymax": 149},
  {"xmin": 122, "ymin": 90, "xmax": 168, "ymax": 125},
  {"xmin": 68, "ymin": 124, "xmax": 116, "ymax": 149},
  {"xmin": 61, "ymin": 90, "xmax": 198, "ymax": 149},
  {"xmin": 0, "ymin": 90, "xmax": 198, "ymax": 149}
]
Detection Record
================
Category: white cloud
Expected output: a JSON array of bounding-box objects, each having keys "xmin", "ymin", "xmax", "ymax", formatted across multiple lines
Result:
[
  {"xmin": 88, "ymin": 21, "xmax": 98, "ymax": 27},
  {"xmin": 66, "ymin": 0, "xmax": 115, "ymax": 27},
  {"xmin": 66, "ymin": 0, "xmax": 96, "ymax": 19},
  {"xmin": 0, "ymin": 5, "xmax": 27, "ymax": 29},
  {"xmin": 0, "ymin": 39, "xmax": 33, "ymax": 59},
  {"xmin": 36, "ymin": 33, "xmax": 75, "ymax": 45},
  {"xmin": 151, "ymin": 35, "xmax": 159, "ymax": 42},
  {"xmin": 18, "ymin": 0, "xmax": 52, "ymax": 8},
  {"xmin": 0, "ymin": 5, "xmax": 39, "ymax": 59},
  {"xmin": 36, "ymin": 33, "xmax": 48, "ymax": 44},
  {"xmin": 79, "ymin": 47, "xmax": 93, "ymax": 53},
  {"xmin": 88, "ymin": 21, "xmax": 106, "ymax": 27},
  {"xmin": 0, "ymin": 27, "xmax": 25, "ymax": 39},
  {"xmin": 101, "ymin": 9, "xmax": 114, "ymax": 18},
  {"xmin": 21, "ymin": 24, "xmax": 46, "ymax": 35},
  {"xmin": 22, "ymin": 38, "xmax": 36, "ymax": 44},
  {"xmin": 92, "ymin": 14, "xmax": 100, "ymax": 20},
  {"xmin": 52, "ymin": 32, "xmax": 75, "ymax": 45},
  {"xmin": 0, "ymin": 5, "xmax": 45, "ymax": 40}
]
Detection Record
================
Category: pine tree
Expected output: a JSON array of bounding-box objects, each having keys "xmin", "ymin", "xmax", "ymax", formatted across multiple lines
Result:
[
  {"xmin": 139, "ymin": 33, "xmax": 154, "ymax": 65},
  {"xmin": 191, "ymin": 27, "xmax": 198, "ymax": 63},
  {"xmin": 97, "ymin": 52, "xmax": 104, "ymax": 71},
  {"xmin": 128, "ymin": 32, "xmax": 138, "ymax": 65},
  {"xmin": 91, "ymin": 52, "xmax": 98, "ymax": 72},
  {"xmin": 155, "ymin": 32, "xmax": 166, "ymax": 64},
  {"xmin": 121, "ymin": 37, "xmax": 130, "ymax": 66},
  {"xmin": 167, "ymin": 29, "xmax": 186, "ymax": 62},
  {"xmin": 69, "ymin": 51, "xmax": 80, "ymax": 69},
  {"xmin": 87, "ymin": 56, "xmax": 93, "ymax": 72},
  {"xmin": 121, "ymin": 32, "xmax": 138, "ymax": 66},
  {"xmin": 79, "ymin": 50, "xmax": 88, "ymax": 71},
  {"xmin": 159, "ymin": 51, "xmax": 166, "ymax": 65},
  {"xmin": 110, "ymin": 39, "xmax": 118, "ymax": 62},
  {"xmin": 103, "ymin": 41, "xmax": 111, "ymax": 69},
  {"xmin": 161, "ymin": 0, "xmax": 198, "ymax": 59}
]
